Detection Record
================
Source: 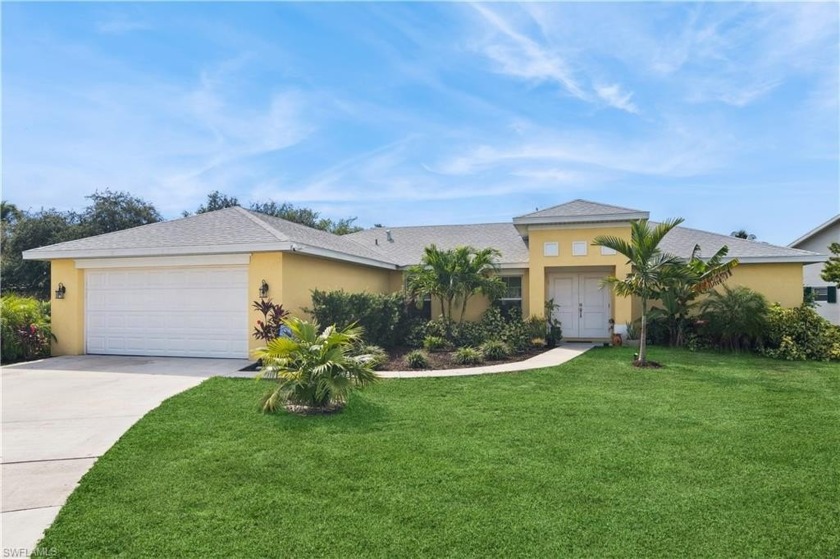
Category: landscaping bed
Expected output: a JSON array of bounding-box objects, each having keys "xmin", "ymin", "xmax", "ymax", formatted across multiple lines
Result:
[{"xmin": 381, "ymin": 345, "xmax": 550, "ymax": 370}]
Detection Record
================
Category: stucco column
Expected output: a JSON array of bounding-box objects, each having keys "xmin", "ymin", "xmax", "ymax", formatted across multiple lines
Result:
[
  {"xmin": 51, "ymin": 260, "xmax": 85, "ymax": 356},
  {"xmin": 528, "ymin": 264, "xmax": 545, "ymax": 319}
]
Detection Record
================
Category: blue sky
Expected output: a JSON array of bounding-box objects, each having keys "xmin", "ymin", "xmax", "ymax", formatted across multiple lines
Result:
[{"xmin": 3, "ymin": 2, "xmax": 838, "ymax": 245}]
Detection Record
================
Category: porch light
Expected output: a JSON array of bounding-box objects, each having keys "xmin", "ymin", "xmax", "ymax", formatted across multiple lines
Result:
[
  {"xmin": 259, "ymin": 280, "xmax": 269, "ymax": 299},
  {"xmin": 55, "ymin": 283, "xmax": 66, "ymax": 299}
]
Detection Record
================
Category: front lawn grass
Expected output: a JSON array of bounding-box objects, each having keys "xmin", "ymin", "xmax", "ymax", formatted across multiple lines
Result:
[{"xmin": 39, "ymin": 348, "xmax": 839, "ymax": 557}]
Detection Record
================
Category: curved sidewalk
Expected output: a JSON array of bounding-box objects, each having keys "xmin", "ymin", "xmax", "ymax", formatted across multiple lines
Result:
[{"xmin": 379, "ymin": 342, "xmax": 596, "ymax": 379}]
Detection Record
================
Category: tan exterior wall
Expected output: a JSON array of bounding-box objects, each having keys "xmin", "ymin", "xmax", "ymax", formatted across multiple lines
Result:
[
  {"xmin": 49, "ymin": 260, "xmax": 85, "ymax": 356},
  {"xmin": 248, "ymin": 252, "xmax": 284, "ymax": 354},
  {"xmin": 280, "ymin": 251, "xmax": 397, "ymax": 316},
  {"xmin": 526, "ymin": 225, "xmax": 633, "ymax": 324},
  {"xmin": 726, "ymin": 263, "xmax": 804, "ymax": 308}
]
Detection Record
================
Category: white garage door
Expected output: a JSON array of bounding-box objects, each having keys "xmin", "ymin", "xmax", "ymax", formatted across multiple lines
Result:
[{"xmin": 86, "ymin": 266, "xmax": 249, "ymax": 358}]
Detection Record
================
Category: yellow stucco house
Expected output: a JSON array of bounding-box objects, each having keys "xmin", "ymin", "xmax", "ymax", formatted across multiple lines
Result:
[{"xmin": 23, "ymin": 200, "xmax": 824, "ymax": 359}]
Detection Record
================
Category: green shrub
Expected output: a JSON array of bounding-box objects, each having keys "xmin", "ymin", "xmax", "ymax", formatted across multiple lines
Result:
[
  {"xmin": 423, "ymin": 335, "xmax": 451, "ymax": 352},
  {"xmin": 453, "ymin": 347, "xmax": 483, "ymax": 365},
  {"xmin": 308, "ymin": 290, "xmax": 409, "ymax": 348},
  {"xmin": 1, "ymin": 294, "xmax": 54, "ymax": 364},
  {"xmin": 406, "ymin": 350, "xmax": 430, "ymax": 369},
  {"xmin": 403, "ymin": 319, "xmax": 426, "ymax": 349},
  {"xmin": 481, "ymin": 340, "xmax": 510, "ymax": 360},
  {"xmin": 699, "ymin": 286, "xmax": 769, "ymax": 351},
  {"xmin": 352, "ymin": 343, "xmax": 389, "ymax": 370},
  {"xmin": 481, "ymin": 307, "xmax": 529, "ymax": 354},
  {"xmin": 526, "ymin": 315, "xmax": 547, "ymax": 339},
  {"xmin": 761, "ymin": 304, "xmax": 840, "ymax": 361}
]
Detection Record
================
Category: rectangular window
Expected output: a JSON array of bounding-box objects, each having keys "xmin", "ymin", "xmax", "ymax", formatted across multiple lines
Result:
[
  {"xmin": 498, "ymin": 276, "xmax": 523, "ymax": 318},
  {"xmin": 600, "ymin": 246, "xmax": 617, "ymax": 256},
  {"xmin": 572, "ymin": 241, "xmax": 588, "ymax": 256},
  {"xmin": 809, "ymin": 286, "xmax": 835, "ymax": 302},
  {"xmin": 543, "ymin": 242, "xmax": 559, "ymax": 257}
]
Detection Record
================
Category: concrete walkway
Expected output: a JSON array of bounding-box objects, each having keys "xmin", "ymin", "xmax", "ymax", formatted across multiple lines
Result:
[{"xmin": 379, "ymin": 342, "xmax": 595, "ymax": 378}]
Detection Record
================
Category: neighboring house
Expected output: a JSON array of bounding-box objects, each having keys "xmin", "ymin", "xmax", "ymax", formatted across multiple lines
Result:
[
  {"xmin": 23, "ymin": 199, "xmax": 824, "ymax": 358},
  {"xmin": 789, "ymin": 214, "xmax": 840, "ymax": 325}
]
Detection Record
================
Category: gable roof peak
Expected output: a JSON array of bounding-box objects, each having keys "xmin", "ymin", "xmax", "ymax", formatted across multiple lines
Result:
[{"xmin": 513, "ymin": 199, "xmax": 649, "ymax": 226}]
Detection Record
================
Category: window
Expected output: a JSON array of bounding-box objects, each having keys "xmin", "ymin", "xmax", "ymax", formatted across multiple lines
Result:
[
  {"xmin": 805, "ymin": 286, "xmax": 837, "ymax": 303},
  {"xmin": 600, "ymin": 246, "xmax": 617, "ymax": 256},
  {"xmin": 572, "ymin": 241, "xmax": 588, "ymax": 256},
  {"xmin": 543, "ymin": 242, "xmax": 559, "ymax": 257},
  {"xmin": 498, "ymin": 276, "xmax": 523, "ymax": 318}
]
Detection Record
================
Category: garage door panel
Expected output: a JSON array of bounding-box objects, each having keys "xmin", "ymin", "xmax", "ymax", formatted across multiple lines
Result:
[{"xmin": 86, "ymin": 267, "xmax": 248, "ymax": 359}]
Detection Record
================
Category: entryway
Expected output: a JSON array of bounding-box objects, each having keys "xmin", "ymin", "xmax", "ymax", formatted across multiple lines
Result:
[{"xmin": 548, "ymin": 272, "xmax": 611, "ymax": 339}]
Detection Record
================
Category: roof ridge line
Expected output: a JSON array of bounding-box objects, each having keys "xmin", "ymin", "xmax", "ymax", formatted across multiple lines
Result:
[{"xmin": 235, "ymin": 207, "xmax": 290, "ymax": 242}]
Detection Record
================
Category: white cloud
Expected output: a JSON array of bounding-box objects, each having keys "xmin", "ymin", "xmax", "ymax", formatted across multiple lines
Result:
[
  {"xmin": 468, "ymin": 4, "xmax": 640, "ymax": 114},
  {"xmin": 594, "ymin": 83, "xmax": 639, "ymax": 114}
]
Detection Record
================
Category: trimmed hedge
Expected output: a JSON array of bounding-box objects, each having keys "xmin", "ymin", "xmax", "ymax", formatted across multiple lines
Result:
[{"xmin": 308, "ymin": 290, "xmax": 413, "ymax": 348}]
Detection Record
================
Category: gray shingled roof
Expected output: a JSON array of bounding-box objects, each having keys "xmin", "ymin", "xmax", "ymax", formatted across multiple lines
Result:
[
  {"xmin": 659, "ymin": 224, "xmax": 824, "ymax": 262},
  {"xmin": 246, "ymin": 210, "xmax": 395, "ymax": 264},
  {"xmin": 23, "ymin": 207, "xmax": 397, "ymax": 267},
  {"xmin": 22, "ymin": 201, "xmax": 823, "ymax": 267},
  {"xmin": 514, "ymin": 199, "xmax": 649, "ymax": 222},
  {"xmin": 346, "ymin": 223, "xmax": 530, "ymax": 267}
]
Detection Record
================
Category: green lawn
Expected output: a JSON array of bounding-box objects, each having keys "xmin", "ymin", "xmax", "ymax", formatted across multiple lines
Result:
[{"xmin": 39, "ymin": 348, "xmax": 839, "ymax": 558}]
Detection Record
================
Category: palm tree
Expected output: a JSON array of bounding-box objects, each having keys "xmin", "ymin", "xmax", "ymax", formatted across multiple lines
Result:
[
  {"xmin": 451, "ymin": 246, "xmax": 506, "ymax": 322},
  {"xmin": 254, "ymin": 317, "xmax": 378, "ymax": 413},
  {"xmin": 730, "ymin": 229, "xmax": 756, "ymax": 240},
  {"xmin": 407, "ymin": 245, "xmax": 505, "ymax": 323},
  {"xmin": 593, "ymin": 218, "xmax": 685, "ymax": 365},
  {"xmin": 699, "ymin": 285, "xmax": 769, "ymax": 351},
  {"xmin": 649, "ymin": 245, "xmax": 739, "ymax": 346}
]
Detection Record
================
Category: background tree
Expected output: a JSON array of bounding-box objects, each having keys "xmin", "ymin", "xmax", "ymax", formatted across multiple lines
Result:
[
  {"xmin": 594, "ymin": 218, "xmax": 685, "ymax": 365},
  {"xmin": 730, "ymin": 229, "xmax": 757, "ymax": 240},
  {"xmin": 78, "ymin": 190, "xmax": 161, "ymax": 236},
  {"xmin": 1, "ymin": 209, "xmax": 81, "ymax": 297},
  {"xmin": 821, "ymin": 242, "xmax": 840, "ymax": 286},
  {"xmin": 194, "ymin": 191, "xmax": 240, "ymax": 214},
  {"xmin": 1, "ymin": 190, "xmax": 160, "ymax": 298},
  {"xmin": 185, "ymin": 193, "xmax": 364, "ymax": 234},
  {"xmin": 250, "ymin": 201, "xmax": 362, "ymax": 235}
]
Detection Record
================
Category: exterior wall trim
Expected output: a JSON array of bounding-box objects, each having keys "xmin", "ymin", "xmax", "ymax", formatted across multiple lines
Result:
[{"xmin": 74, "ymin": 254, "xmax": 252, "ymax": 269}]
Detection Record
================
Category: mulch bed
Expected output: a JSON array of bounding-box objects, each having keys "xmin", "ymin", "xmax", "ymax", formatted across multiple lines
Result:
[{"xmin": 382, "ymin": 346, "xmax": 551, "ymax": 371}]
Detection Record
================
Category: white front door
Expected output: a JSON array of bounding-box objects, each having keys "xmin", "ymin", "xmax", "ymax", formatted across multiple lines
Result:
[{"xmin": 549, "ymin": 273, "xmax": 611, "ymax": 339}]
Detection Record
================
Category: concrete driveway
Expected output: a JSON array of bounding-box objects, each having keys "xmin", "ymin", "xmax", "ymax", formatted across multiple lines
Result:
[{"xmin": 1, "ymin": 355, "xmax": 251, "ymax": 556}]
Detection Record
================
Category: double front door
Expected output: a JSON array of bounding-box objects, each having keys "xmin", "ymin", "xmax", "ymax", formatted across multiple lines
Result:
[{"xmin": 549, "ymin": 273, "xmax": 611, "ymax": 339}]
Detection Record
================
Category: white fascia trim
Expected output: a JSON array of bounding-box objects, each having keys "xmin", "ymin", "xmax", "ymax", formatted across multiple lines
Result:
[
  {"xmin": 726, "ymin": 255, "xmax": 828, "ymax": 264},
  {"xmin": 513, "ymin": 212, "xmax": 649, "ymax": 226},
  {"xmin": 788, "ymin": 214, "xmax": 840, "ymax": 248},
  {"xmin": 75, "ymin": 254, "xmax": 252, "ymax": 269},
  {"xmin": 498, "ymin": 263, "xmax": 530, "ymax": 270},
  {"xmin": 23, "ymin": 243, "xmax": 286, "ymax": 261},
  {"xmin": 289, "ymin": 243, "xmax": 398, "ymax": 270}
]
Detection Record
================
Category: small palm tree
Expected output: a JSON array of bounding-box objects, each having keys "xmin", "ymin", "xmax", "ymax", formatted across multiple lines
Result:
[
  {"xmin": 650, "ymin": 245, "xmax": 739, "ymax": 346},
  {"xmin": 594, "ymin": 218, "xmax": 685, "ymax": 365},
  {"xmin": 254, "ymin": 317, "xmax": 378, "ymax": 413},
  {"xmin": 407, "ymin": 245, "xmax": 505, "ymax": 323},
  {"xmin": 700, "ymin": 285, "xmax": 769, "ymax": 351}
]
